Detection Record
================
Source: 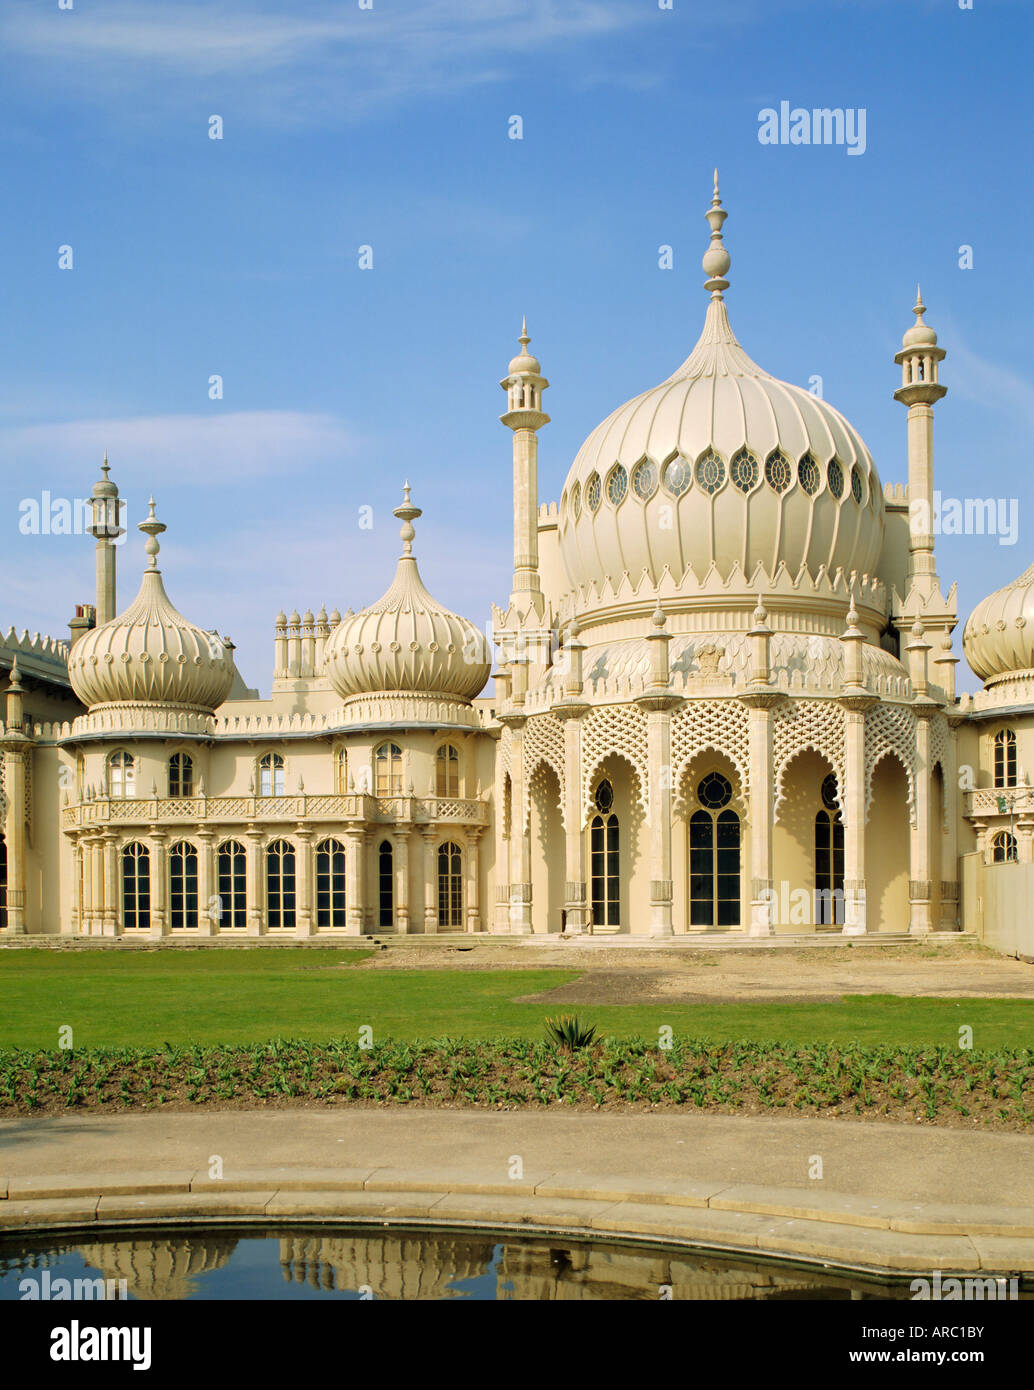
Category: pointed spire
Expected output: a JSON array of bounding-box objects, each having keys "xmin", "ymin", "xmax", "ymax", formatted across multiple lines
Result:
[
  {"xmin": 702, "ymin": 167, "xmax": 731, "ymax": 298},
  {"xmin": 393, "ymin": 481, "xmax": 423, "ymax": 557},
  {"xmin": 9, "ymin": 654, "xmax": 22, "ymax": 692},
  {"xmin": 138, "ymin": 497, "xmax": 166, "ymax": 571},
  {"xmin": 101, "ymin": 452, "xmax": 110, "ymax": 480}
]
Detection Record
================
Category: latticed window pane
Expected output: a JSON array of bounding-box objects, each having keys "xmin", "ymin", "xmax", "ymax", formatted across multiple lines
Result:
[
  {"xmin": 437, "ymin": 842, "xmax": 463, "ymax": 928},
  {"xmin": 695, "ymin": 451, "xmax": 726, "ymax": 495},
  {"xmin": 798, "ymin": 453, "xmax": 821, "ymax": 495},
  {"xmin": 606, "ymin": 465, "xmax": 628, "ymax": 506},
  {"xmin": 827, "ymin": 458, "xmax": 844, "ymax": 498},
  {"xmin": 266, "ymin": 840, "xmax": 296, "ymax": 928},
  {"xmin": 994, "ymin": 730, "xmax": 1017, "ymax": 789},
  {"xmin": 436, "ymin": 744, "xmax": 460, "ymax": 797},
  {"xmin": 589, "ymin": 782, "xmax": 619, "ymax": 927},
  {"xmin": 992, "ymin": 832, "xmax": 1018, "ymax": 864},
  {"xmin": 378, "ymin": 840, "xmax": 393, "ymax": 926},
  {"xmin": 663, "ymin": 457, "xmax": 692, "ymax": 497},
  {"xmin": 765, "ymin": 451, "xmax": 792, "ymax": 493},
  {"xmin": 169, "ymin": 843, "xmax": 199, "ymax": 929},
  {"xmin": 632, "ymin": 460, "xmax": 657, "ymax": 500},
  {"xmin": 121, "ymin": 843, "xmax": 150, "ymax": 930},
  {"xmin": 730, "ymin": 449, "xmax": 759, "ymax": 493},
  {"xmin": 217, "ymin": 840, "xmax": 246, "ymax": 928},
  {"xmin": 260, "ymin": 753, "xmax": 284, "ymax": 797},
  {"xmin": 375, "ymin": 743, "xmax": 403, "ymax": 796},
  {"xmin": 851, "ymin": 464, "xmax": 864, "ymax": 504},
  {"xmin": 334, "ymin": 748, "xmax": 348, "ymax": 794},
  {"xmin": 316, "ymin": 838, "xmax": 346, "ymax": 929},
  {"xmin": 109, "ymin": 751, "xmax": 134, "ymax": 799},
  {"xmin": 169, "ymin": 752, "xmax": 193, "ymax": 798},
  {"xmin": 586, "ymin": 473, "xmax": 601, "ymax": 512},
  {"xmin": 571, "ymin": 482, "xmax": 581, "ymax": 517}
]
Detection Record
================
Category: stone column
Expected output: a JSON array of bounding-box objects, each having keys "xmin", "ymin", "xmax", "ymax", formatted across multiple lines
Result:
[
  {"xmin": 102, "ymin": 830, "xmax": 119, "ymax": 936},
  {"xmin": 503, "ymin": 718, "xmax": 532, "ymax": 934},
  {"xmin": 492, "ymin": 726, "xmax": 512, "ymax": 933},
  {"xmin": 465, "ymin": 826, "xmax": 482, "ymax": 932},
  {"xmin": 196, "ymin": 828, "xmax": 216, "ymax": 936},
  {"xmin": 91, "ymin": 837, "xmax": 107, "ymax": 937},
  {"xmin": 909, "ymin": 707, "xmax": 936, "ymax": 934},
  {"xmin": 2, "ymin": 746, "xmax": 28, "ymax": 934},
  {"xmin": 149, "ymin": 831, "xmax": 168, "ymax": 938},
  {"xmin": 841, "ymin": 702, "xmax": 873, "ymax": 934},
  {"xmin": 940, "ymin": 717, "xmax": 962, "ymax": 929},
  {"xmin": 643, "ymin": 706, "xmax": 675, "ymax": 937},
  {"xmin": 245, "ymin": 826, "xmax": 264, "ymax": 936},
  {"xmin": 743, "ymin": 698, "xmax": 780, "ymax": 936},
  {"xmin": 345, "ymin": 828, "xmax": 366, "ymax": 936},
  {"xmin": 422, "ymin": 828, "xmax": 438, "ymax": 933},
  {"xmin": 395, "ymin": 827, "xmax": 411, "ymax": 935},
  {"xmin": 556, "ymin": 706, "xmax": 589, "ymax": 934},
  {"xmin": 72, "ymin": 839, "xmax": 83, "ymax": 935},
  {"xmin": 294, "ymin": 827, "xmax": 313, "ymax": 938}
]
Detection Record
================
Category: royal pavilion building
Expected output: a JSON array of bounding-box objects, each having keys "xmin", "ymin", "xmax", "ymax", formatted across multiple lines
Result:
[{"xmin": 1, "ymin": 176, "xmax": 1031, "ymax": 944}]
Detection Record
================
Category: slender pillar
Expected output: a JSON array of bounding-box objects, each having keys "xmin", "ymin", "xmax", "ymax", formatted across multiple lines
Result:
[
  {"xmin": 492, "ymin": 720, "xmax": 512, "ymax": 933},
  {"xmin": 72, "ymin": 840, "xmax": 83, "ymax": 935},
  {"xmin": 465, "ymin": 827, "xmax": 482, "ymax": 932},
  {"xmin": 395, "ymin": 828, "xmax": 411, "ymax": 935},
  {"xmin": 557, "ymin": 708, "xmax": 589, "ymax": 934},
  {"xmin": 2, "ymin": 747, "xmax": 28, "ymax": 934},
  {"xmin": 504, "ymin": 719, "xmax": 532, "ymax": 934},
  {"xmin": 645, "ymin": 708, "xmax": 674, "ymax": 938},
  {"xmin": 196, "ymin": 828, "xmax": 216, "ymax": 936},
  {"xmin": 422, "ymin": 828, "xmax": 438, "ymax": 933},
  {"xmin": 345, "ymin": 828, "xmax": 366, "ymax": 935},
  {"xmin": 841, "ymin": 704, "xmax": 871, "ymax": 934},
  {"xmin": 744, "ymin": 701, "xmax": 779, "ymax": 936},
  {"xmin": 81, "ymin": 833, "xmax": 95, "ymax": 934},
  {"xmin": 245, "ymin": 826, "xmax": 264, "ymax": 935},
  {"xmin": 940, "ymin": 718, "xmax": 962, "ymax": 929},
  {"xmin": 294, "ymin": 827, "xmax": 313, "ymax": 937},
  {"xmin": 909, "ymin": 710, "xmax": 935, "ymax": 934},
  {"xmin": 149, "ymin": 831, "xmax": 168, "ymax": 938},
  {"xmin": 102, "ymin": 830, "xmax": 119, "ymax": 936}
]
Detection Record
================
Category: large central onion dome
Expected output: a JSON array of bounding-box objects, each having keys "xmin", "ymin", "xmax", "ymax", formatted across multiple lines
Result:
[
  {"xmin": 558, "ymin": 173, "xmax": 884, "ymax": 602},
  {"xmin": 67, "ymin": 499, "xmax": 235, "ymax": 714},
  {"xmin": 324, "ymin": 485, "xmax": 491, "ymax": 704},
  {"xmin": 963, "ymin": 560, "xmax": 1034, "ymax": 685}
]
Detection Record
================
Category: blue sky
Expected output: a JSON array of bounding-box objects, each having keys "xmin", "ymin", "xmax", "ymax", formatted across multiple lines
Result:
[{"xmin": 0, "ymin": 0, "xmax": 1030, "ymax": 695}]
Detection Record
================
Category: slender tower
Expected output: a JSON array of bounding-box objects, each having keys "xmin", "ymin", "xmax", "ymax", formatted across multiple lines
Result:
[
  {"xmin": 894, "ymin": 288, "xmax": 947, "ymax": 600},
  {"xmin": 86, "ymin": 455, "xmax": 124, "ymax": 625},
  {"xmin": 500, "ymin": 318, "xmax": 549, "ymax": 616}
]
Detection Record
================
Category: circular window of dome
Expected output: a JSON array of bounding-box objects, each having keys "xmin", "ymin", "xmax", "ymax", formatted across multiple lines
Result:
[
  {"xmin": 663, "ymin": 455, "xmax": 692, "ymax": 498},
  {"xmin": 632, "ymin": 458, "xmax": 658, "ymax": 501},
  {"xmin": 827, "ymin": 458, "xmax": 844, "ymax": 499},
  {"xmin": 695, "ymin": 451, "xmax": 726, "ymax": 495},
  {"xmin": 821, "ymin": 772, "xmax": 840, "ymax": 812},
  {"xmin": 798, "ymin": 453, "xmax": 821, "ymax": 496},
  {"xmin": 571, "ymin": 481, "xmax": 581, "ymax": 518},
  {"xmin": 698, "ymin": 771, "xmax": 732, "ymax": 809},
  {"xmin": 606, "ymin": 464, "xmax": 628, "ymax": 506},
  {"xmin": 764, "ymin": 450, "xmax": 792, "ymax": 494},
  {"xmin": 851, "ymin": 464, "xmax": 865, "ymax": 505},
  {"xmin": 730, "ymin": 448, "xmax": 760, "ymax": 494},
  {"xmin": 586, "ymin": 472, "xmax": 602, "ymax": 512}
]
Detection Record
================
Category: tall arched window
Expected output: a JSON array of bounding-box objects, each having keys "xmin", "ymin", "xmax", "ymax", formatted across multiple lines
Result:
[
  {"xmin": 266, "ymin": 840, "xmax": 296, "ymax": 928},
  {"xmin": 378, "ymin": 840, "xmax": 394, "ymax": 927},
  {"xmin": 259, "ymin": 752, "xmax": 285, "ymax": 796},
  {"xmin": 0, "ymin": 833, "xmax": 8, "ymax": 931},
  {"xmin": 437, "ymin": 841, "xmax": 463, "ymax": 928},
  {"xmin": 334, "ymin": 747, "xmax": 348, "ymax": 794},
  {"xmin": 589, "ymin": 780, "xmax": 619, "ymax": 928},
  {"xmin": 375, "ymin": 743, "xmax": 403, "ymax": 796},
  {"xmin": 168, "ymin": 752, "xmax": 193, "ymax": 798},
  {"xmin": 992, "ymin": 831, "xmax": 1018, "ymax": 864},
  {"xmin": 815, "ymin": 773, "xmax": 845, "ymax": 925},
  {"xmin": 217, "ymin": 840, "xmax": 247, "ymax": 929},
  {"xmin": 108, "ymin": 751, "xmax": 135, "ymax": 799},
  {"xmin": 994, "ymin": 730, "xmax": 1017, "ymax": 789},
  {"xmin": 436, "ymin": 744, "xmax": 460, "ymax": 797},
  {"xmin": 689, "ymin": 773, "xmax": 740, "ymax": 927},
  {"xmin": 121, "ymin": 843, "xmax": 150, "ymax": 930},
  {"xmin": 169, "ymin": 842, "xmax": 199, "ymax": 929},
  {"xmin": 316, "ymin": 838, "xmax": 347, "ymax": 929}
]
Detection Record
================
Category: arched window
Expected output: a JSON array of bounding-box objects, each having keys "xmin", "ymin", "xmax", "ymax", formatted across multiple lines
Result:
[
  {"xmin": 169, "ymin": 842, "xmax": 199, "ymax": 929},
  {"xmin": 437, "ymin": 841, "xmax": 463, "ymax": 928},
  {"xmin": 108, "ymin": 751, "xmax": 135, "ymax": 799},
  {"xmin": 121, "ymin": 843, "xmax": 150, "ymax": 930},
  {"xmin": 689, "ymin": 773, "xmax": 740, "ymax": 927},
  {"xmin": 375, "ymin": 743, "xmax": 403, "ymax": 797},
  {"xmin": 992, "ymin": 831, "xmax": 1018, "ymax": 864},
  {"xmin": 815, "ymin": 773, "xmax": 845, "ymax": 925},
  {"xmin": 316, "ymin": 838, "xmax": 347, "ymax": 929},
  {"xmin": 266, "ymin": 840, "xmax": 296, "ymax": 928},
  {"xmin": 334, "ymin": 747, "xmax": 348, "ymax": 795},
  {"xmin": 993, "ymin": 730, "xmax": 1017, "ymax": 789},
  {"xmin": 0, "ymin": 833, "xmax": 8, "ymax": 931},
  {"xmin": 259, "ymin": 752, "xmax": 285, "ymax": 797},
  {"xmin": 168, "ymin": 752, "xmax": 193, "ymax": 798},
  {"xmin": 435, "ymin": 743, "xmax": 460, "ymax": 797},
  {"xmin": 589, "ymin": 780, "xmax": 619, "ymax": 928},
  {"xmin": 217, "ymin": 840, "xmax": 246, "ymax": 929},
  {"xmin": 378, "ymin": 840, "xmax": 394, "ymax": 927}
]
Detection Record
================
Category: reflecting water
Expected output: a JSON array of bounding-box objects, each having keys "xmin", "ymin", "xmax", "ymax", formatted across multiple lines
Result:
[{"xmin": 0, "ymin": 1228, "xmax": 1021, "ymax": 1301}]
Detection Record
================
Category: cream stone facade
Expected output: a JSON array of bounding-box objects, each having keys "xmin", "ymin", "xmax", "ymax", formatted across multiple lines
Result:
[{"xmin": 0, "ymin": 176, "xmax": 1028, "ymax": 941}]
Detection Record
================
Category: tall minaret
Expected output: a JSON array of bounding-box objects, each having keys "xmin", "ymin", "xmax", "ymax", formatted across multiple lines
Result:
[
  {"xmin": 500, "ymin": 318, "xmax": 549, "ymax": 615},
  {"xmin": 894, "ymin": 288, "xmax": 947, "ymax": 600},
  {"xmin": 86, "ymin": 455, "xmax": 124, "ymax": 625}
]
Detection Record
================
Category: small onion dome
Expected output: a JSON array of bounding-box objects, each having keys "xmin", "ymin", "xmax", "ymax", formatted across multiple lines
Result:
[
  {"xmin": 91, "ymin": 454, "xmax": 118, "ymax": 500},
  {"xmin": 902, "ymin": 286, "xmax": 938, "ymax": 348},
  {"xmin": 67, "ymin": 498, "xmax": 235, "ymax": 713},
  {"xmin": 508, "ymin": 316, "xmax": 541, "ymax": 376},
  {"xmin": 963, "ymin": 560, "xmax": 1034, "ymax": 685},
  {"xmin": 324, "ymin": 483, "xmax": 491, "ymax": 703}
]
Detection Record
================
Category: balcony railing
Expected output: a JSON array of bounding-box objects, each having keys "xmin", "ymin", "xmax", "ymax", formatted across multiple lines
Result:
[
  {"xmin": 62, "ymin": 793, "xmax": 489, "ymax": 831},
  {"xmin": 965, "ymin": 786, "xmax": 1034, "ymax": 818}
]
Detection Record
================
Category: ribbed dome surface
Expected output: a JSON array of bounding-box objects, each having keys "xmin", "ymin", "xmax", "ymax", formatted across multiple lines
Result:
[
  {"xmin": 963, "ymin": 561, "xmax": 1034, "ymax": 684},
  {"xmin": 68, "ymin": 568, "xmax": 235, "ymax": 712},
  {"xmin": 324, "ymin": 488, "xmax": 491, "ymax": 703}
]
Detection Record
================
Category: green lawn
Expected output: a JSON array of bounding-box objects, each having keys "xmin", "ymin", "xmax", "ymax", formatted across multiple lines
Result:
[{"xmin": 1, "ymin": 950, "xmax": 1033, "ymax": 1051}]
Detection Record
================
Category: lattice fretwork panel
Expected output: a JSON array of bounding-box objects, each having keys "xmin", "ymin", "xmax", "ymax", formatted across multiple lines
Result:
[
  {"xmin": 773, "ymin": 699, "xmax": 846, "ymax": 821},
  {"xmin": 671, "ymin": 700, "xmax": 750, "ymax": 806},
  {"xmin": 580, "ymin": 704, "xmax": 649, "ymax": 826},
  {"xmin": 865, "ymin": 701, "xmax": 917, "ymax": 826}
]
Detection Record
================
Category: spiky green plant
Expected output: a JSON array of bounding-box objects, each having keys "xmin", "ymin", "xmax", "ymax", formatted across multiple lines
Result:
[{"xmin": 543, "ymin": 1015, "xmax": 598, "ymax": 1051}]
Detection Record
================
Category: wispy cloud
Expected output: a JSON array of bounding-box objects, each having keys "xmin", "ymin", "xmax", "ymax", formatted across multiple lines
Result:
[
  {"xmin": 947, "ymin": 338, "xmax": 1034, "ymax": 435},
  {"xmin": 0, "ymin": 411, "xmax": 355, "ymax": 484},
  {"xmin": 0, "ymin": 0, "xmax": 652, "ymax": 126}
]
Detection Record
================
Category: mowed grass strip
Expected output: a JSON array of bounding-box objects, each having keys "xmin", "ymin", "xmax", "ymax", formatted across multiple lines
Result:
[
  {"xmin": 2, "ymin": 950, "xmax": 1034, "ymax": 1049},
  {"xmin": 1, "ymin": 1037, "xmax": 1032, "ymax": 1130}
]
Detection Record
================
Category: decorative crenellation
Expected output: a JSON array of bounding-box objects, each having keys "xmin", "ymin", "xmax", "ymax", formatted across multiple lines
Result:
[
  {"xmin": 773, "ymin": 699, "xmax": 846, "ymax": 820},
  {"xmin": 580, "ymin": 703, "xmax": 650, "ymax": 826},
  {"xmin": 883, "ymin": 481, "xmax": 908, "ymax": 503},
  {"xmin": 864, "ymin": 701, "xmax": 918, "ymax": 825},
  {"xmin": 671, "ymin": 700, "xmax": 751, "ymax": 805}
]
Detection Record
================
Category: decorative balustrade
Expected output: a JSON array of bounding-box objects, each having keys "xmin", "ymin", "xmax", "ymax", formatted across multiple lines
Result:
[
  {"xmin": 965, "ymin": 786, "xmax": 1034, "ymax": 818},
  {"xmin": 62, "ymin": 793, "xmax": 489, "ymax": 831}
]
